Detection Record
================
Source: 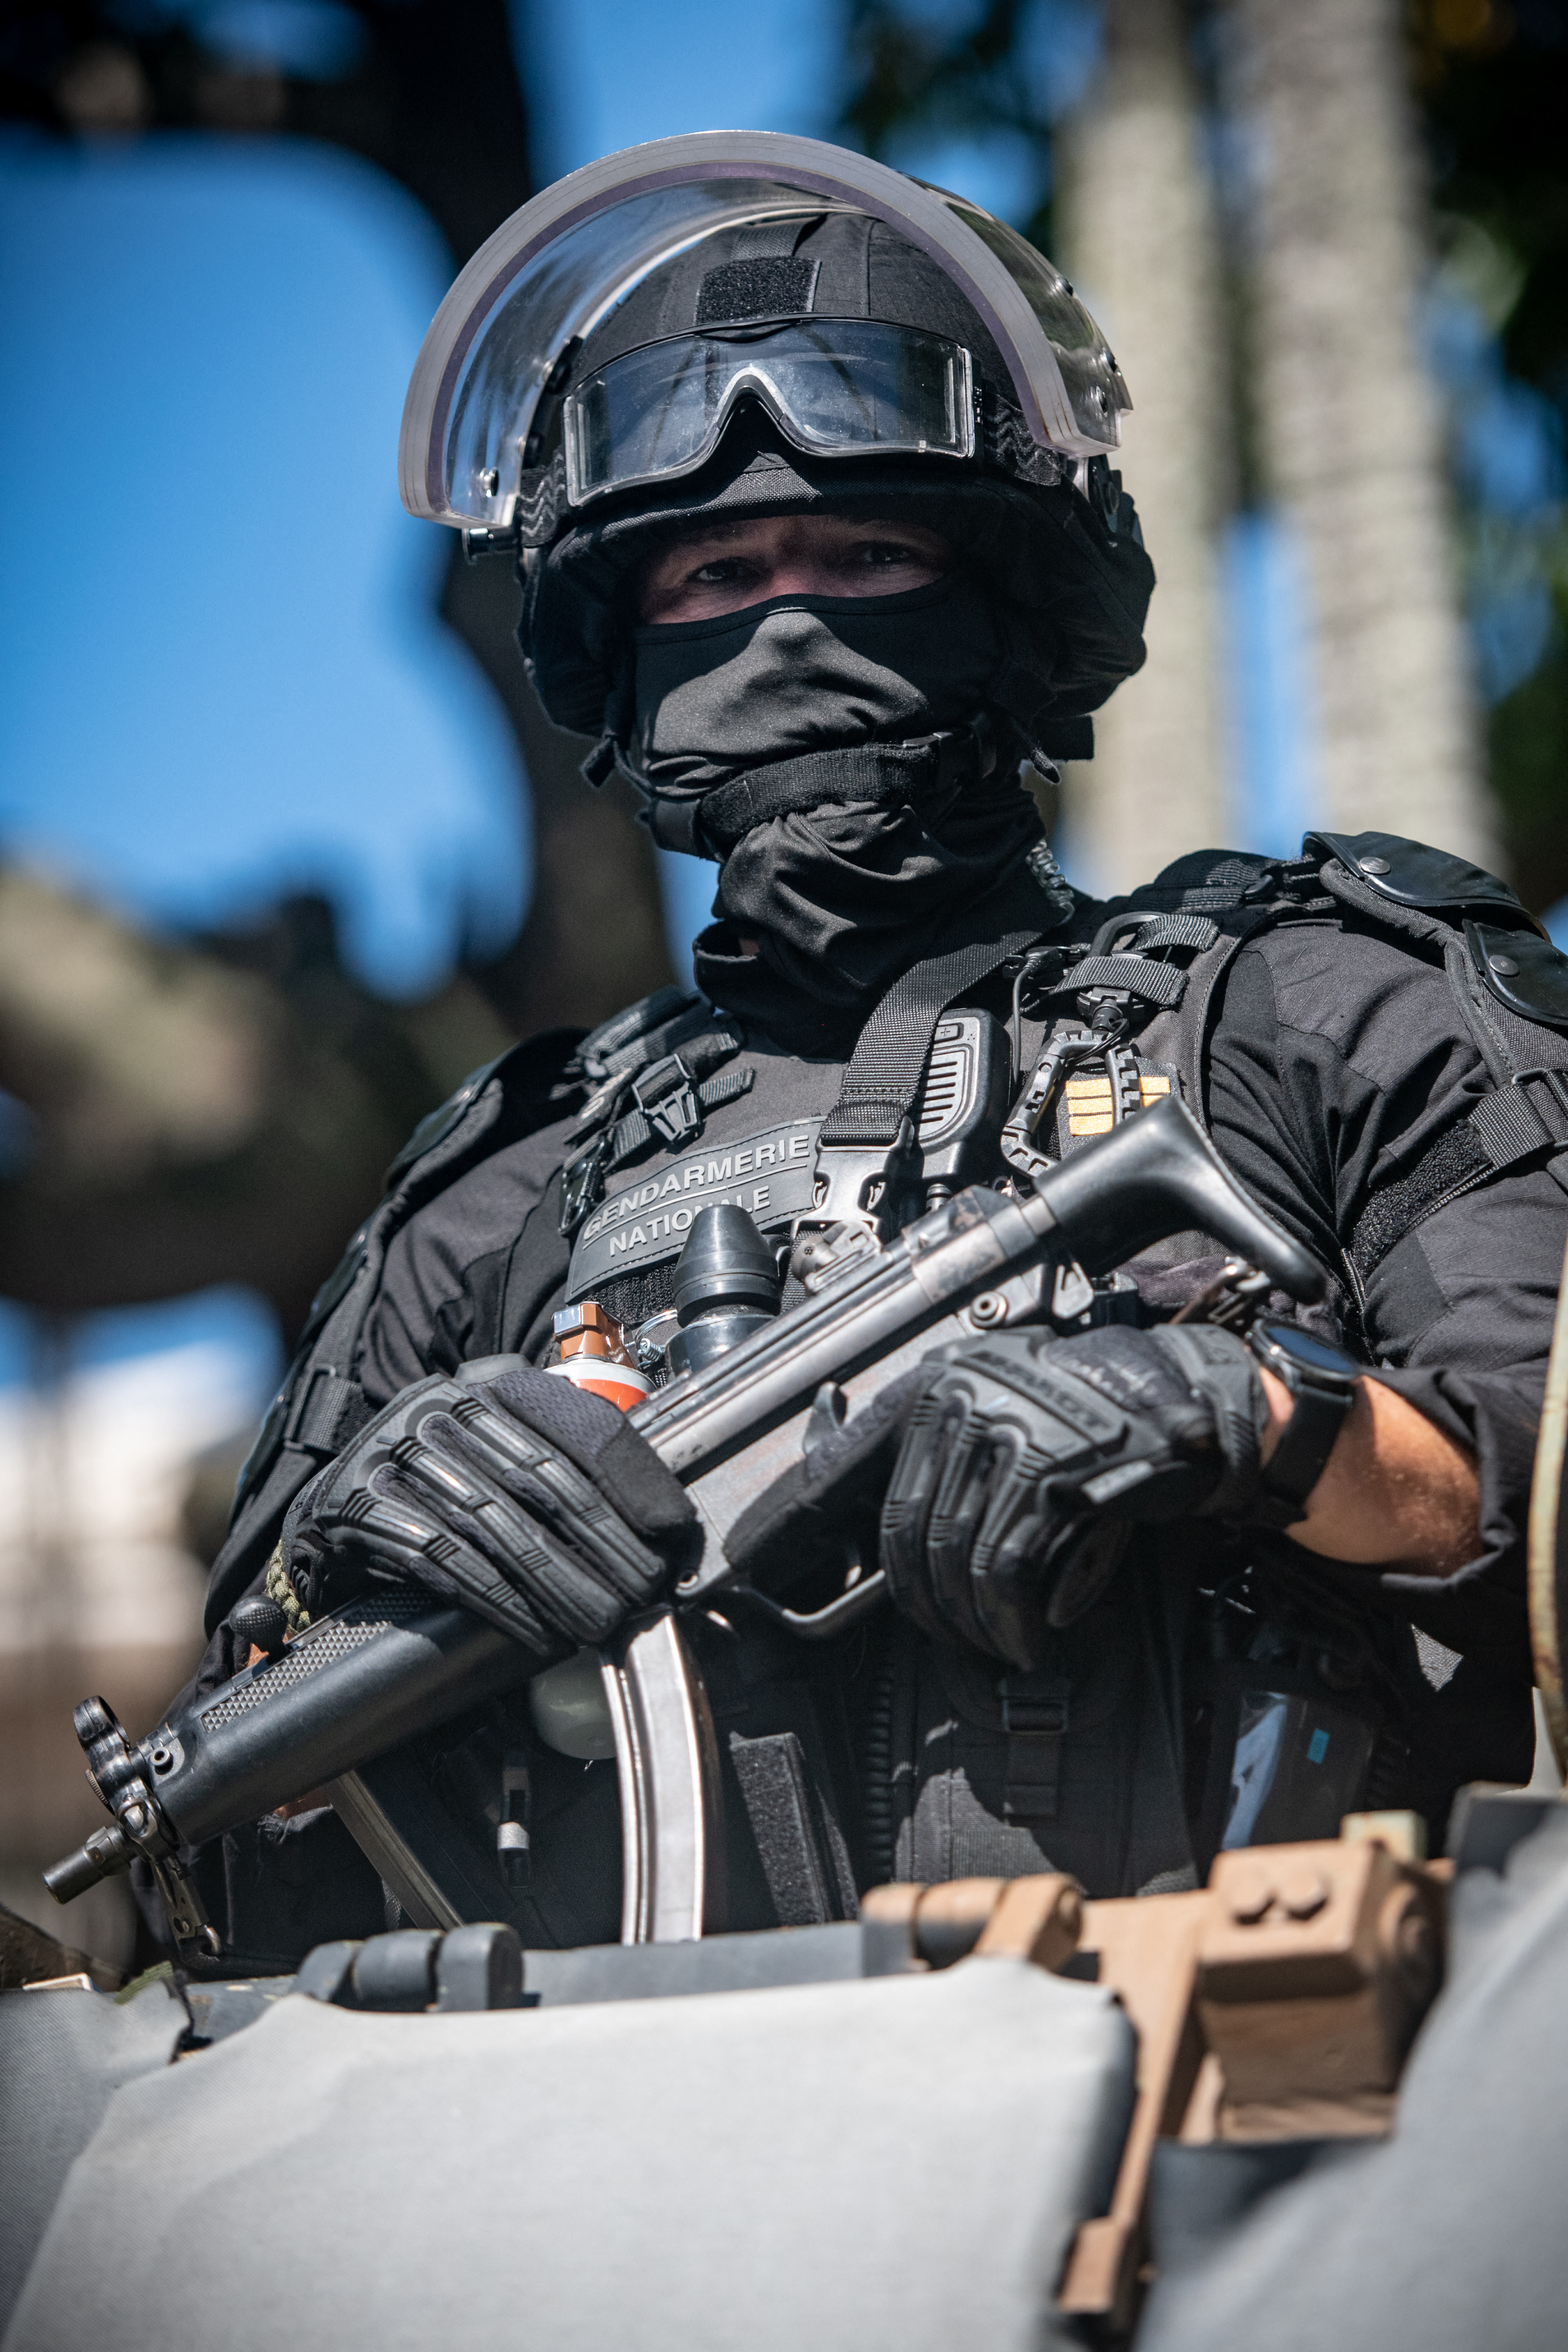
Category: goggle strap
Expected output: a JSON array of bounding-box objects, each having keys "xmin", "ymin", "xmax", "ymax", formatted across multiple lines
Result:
[{"xmin": 518, "ymin": 450, "xmax": 569, "ymax": 548}]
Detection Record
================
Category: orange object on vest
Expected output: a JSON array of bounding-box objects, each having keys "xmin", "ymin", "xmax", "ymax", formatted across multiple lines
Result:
[{"xmin": 544, "ymin": 1300, "xmax": 651, "ymax": 1413}]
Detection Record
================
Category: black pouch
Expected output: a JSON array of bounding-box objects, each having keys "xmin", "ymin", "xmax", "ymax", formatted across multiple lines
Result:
[{"xmin": 1194, "ymin": 1660, "xmax": 1377, "ymax": 1863}]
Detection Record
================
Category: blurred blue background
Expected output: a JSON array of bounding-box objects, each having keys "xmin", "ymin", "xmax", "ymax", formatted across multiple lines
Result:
[
  {"xmin": 0, "ymin": 0, "xmax": 1564, "ymax": 1413},
  {"xmin": 0, "ymin": 134, "xmax": 527, "ymax": 997},
  {"xmin": 0, "ymin": 0, "xmax": 850, "ymax": 1399}
]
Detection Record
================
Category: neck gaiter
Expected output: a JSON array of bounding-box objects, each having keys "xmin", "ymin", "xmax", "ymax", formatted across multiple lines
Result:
[{"xmin": 629, "ymin": 578, "xmax": 1047, "ymax": 1031}]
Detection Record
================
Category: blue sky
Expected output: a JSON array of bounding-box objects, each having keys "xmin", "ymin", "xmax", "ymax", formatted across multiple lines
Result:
[
  {"xmin": 0, "ymin": 131, "xmax": 529, "ymax": 998},
  {"xmin": 0, "ymin": 0, "xmax": 850, "ymax": 1392},
  {"xmin": 0, "ymin": 0, "xmax": 1560, "ymax": 1397},
  {"xmin": 518, "ymin": 0, "xmax": 837, "ymax": 182}
]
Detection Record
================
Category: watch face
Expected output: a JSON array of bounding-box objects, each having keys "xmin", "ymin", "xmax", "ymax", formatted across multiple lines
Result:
[{"xmin": 1256, "ymin": 1321, "xmax": 1357, "ymax": 1378}]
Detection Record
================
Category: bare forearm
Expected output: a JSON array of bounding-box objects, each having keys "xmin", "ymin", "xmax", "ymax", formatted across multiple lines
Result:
[{"xmin": 1257, "ymin": 1368, "xmax": 1480, "ymax": 1576}]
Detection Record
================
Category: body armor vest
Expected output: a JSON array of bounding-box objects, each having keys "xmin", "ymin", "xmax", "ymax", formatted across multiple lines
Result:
[{"xmin": 201, "ymin": 835, "xmax": 1568, "ymax": 1933}]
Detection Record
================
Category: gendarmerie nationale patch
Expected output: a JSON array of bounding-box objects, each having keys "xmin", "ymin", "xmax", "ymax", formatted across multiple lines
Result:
[{"xmin": 565, "ymin": 1118, "xmax": 821, "ymax": 1300}]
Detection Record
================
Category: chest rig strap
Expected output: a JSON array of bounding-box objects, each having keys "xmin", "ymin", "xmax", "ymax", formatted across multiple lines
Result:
[
  {"xmin": 999, "ymin": 1670, "xmax": 1072, "ymax": 1825},
  {"xmin": 814, "ymin": 864, "xmax": 1065, "ymax": 1228},
  {"xmin": 1001, "ymin": 910, "xmax": 1223, "ymax": 1182},
  {"xmin": 559, "ymin": 1002, "xmax": 752, "ymax": 1240}
]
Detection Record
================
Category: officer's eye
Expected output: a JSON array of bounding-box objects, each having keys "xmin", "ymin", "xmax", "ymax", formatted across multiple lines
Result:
[
  {"xmin": 689, "ymin": 556, "xmax": 759, "ymax": 586},
  {"xmin": 855, "ymin": 540, "xmax": 918, "ymax": 566}
]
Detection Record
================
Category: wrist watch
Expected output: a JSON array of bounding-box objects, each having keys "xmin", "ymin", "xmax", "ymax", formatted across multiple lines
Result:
[{"xmin": 1246, "ymin": 1320, "xmax": 1362, "ymax": 1527}]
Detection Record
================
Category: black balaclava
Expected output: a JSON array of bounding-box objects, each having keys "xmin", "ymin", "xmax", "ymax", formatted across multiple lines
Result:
[
  {"xmin": 631, "ymin": 578, "xmax": 1001, "ymax": 793},
  {"xmin": 625, "ymin": 566, "xmax": 1052, "ymax": 1033}
]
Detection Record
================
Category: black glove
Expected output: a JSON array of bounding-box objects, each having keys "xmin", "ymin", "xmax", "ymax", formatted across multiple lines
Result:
[
  {"xmin": 281, "ymin": 1363, "xmax": 699, "ymax": 1659},
  {"xmin": 881, "ymin": 1323, "xmax": 1268, "ymax": 1667}
]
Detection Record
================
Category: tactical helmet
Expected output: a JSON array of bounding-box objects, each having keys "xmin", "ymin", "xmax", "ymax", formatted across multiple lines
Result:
[{"xmin": 399, "ymin": 131, "xmax": 1155, "ymax": 763}]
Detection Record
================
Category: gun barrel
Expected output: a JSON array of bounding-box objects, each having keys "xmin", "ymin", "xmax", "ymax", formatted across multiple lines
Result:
[{"xmin": 43, "ymin": 1823, "xmax": 134, "ymax": 1902}]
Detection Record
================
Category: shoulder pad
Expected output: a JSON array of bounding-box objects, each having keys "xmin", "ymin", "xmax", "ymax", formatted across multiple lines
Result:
[
  {"xmin": 1123, "ymin": 848, "xmax": 1282, "ymax": 907},
  {"xmin": 1467, "ymin": 920, "xmax": 1568, "ymax": 1032},
  {"xmin": 1307, "ymin": 830, "xmax": 1537, "ymax": 928},
  {"xmin": 384, "ymin": 1051, "xmax": 512, "ymax": 1193},
  {"xmin": 299, "ymin": 1215, "xmax": 371, "ymax": 1333},
  {"xmin": 384, "ymin": 1027, "xmax": 584, "ymax": 1193},
  {"xmin": 577, "ymin": 985, "xmax": 702, "ymax": 1079}
]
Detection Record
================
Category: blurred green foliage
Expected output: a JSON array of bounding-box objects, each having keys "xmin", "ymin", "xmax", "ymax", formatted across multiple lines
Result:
[
  {"xmin": 841, "ymin": 0, "xmax": 1059, "ymax": 249},
  {"xmin": 1418, "ymin": 0, "xmax": 1568, "ymax": 906}
]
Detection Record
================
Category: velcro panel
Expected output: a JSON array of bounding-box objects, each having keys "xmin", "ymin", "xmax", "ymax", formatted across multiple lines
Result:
[
  {"xmin": 1349, "ymin": 1124, "xmax": 1493, "ymax": 1282},
  {"xmin": 696, "ymin": 258, "xmax": 819, "ymax": 326},
  {"xmin": 727, "ymin": 1730, "xmax": 833, "ymax": 1928}
]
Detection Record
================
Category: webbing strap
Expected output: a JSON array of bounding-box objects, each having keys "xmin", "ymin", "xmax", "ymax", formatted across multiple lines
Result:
[
  {"xmin": 597, "ymin": 1001, "xmax": 716, "ymax": 1078},
  {"xmin": 1470, "ymin": 1068, "xmax": 1568, "ymax": 1171},
  {"xmin": 1122, "ymin": 912, "xmax": 1220, "ymax": 954},
  {"xmin": 566, "ymin": 1025, "xmax": 740, "ymax": 1148},
  {"xmin": 579, "ymin": 985, "xmax": 698, "ymax": 1073},
  {"xmin": 999, "ymin": 1672, "xmax": 1071, "ymax": 1825},
  {"xmin": 284, "ymin": 1367, "xmax": 370, "ymax": 1457},
  {"xmin": 606, "ymin": 1064, "xmax": 756, "ymax": 1169},
  {"xmin": 820, "ymin": 872, "xmax": 1051, "ymax": 1151},
  {"xmin": 1053, "ymin": 953, "xmax": 1189, "ymax": 1007}
]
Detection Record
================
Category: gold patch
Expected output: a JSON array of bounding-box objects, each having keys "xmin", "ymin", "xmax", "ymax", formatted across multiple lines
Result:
[{"xmin": 1066, "ymin": 1071, "xmax": 1173, "ymax": 1137}]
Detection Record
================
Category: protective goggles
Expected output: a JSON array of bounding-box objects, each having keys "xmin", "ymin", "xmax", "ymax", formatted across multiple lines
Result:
[{"xmin": 561, "ymin": 321, "xmax": 976, "ymax": 507}]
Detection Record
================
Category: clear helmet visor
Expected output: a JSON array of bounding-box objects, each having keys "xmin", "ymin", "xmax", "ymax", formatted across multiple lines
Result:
[
  {"xmin": 399, "ymin": 132, "xmax": 1130, "ymax": 532},
  {"xmin": 564, "ymin": 322, "xmax": 975, "ymax": 505}
]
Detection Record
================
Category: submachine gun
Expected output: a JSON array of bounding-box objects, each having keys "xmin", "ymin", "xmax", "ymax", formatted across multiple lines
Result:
[{"xmin": 43, "ymin": 1098, "xmax": 1324, "ymax": 1961}]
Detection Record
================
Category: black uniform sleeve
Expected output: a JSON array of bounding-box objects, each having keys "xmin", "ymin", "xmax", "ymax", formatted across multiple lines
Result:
[
  {"xmin": 355, "ymin": 1117, "xmax": 575, "ymax": 1407},
  {"xmin": 1207, "ymin": 920, "xmax": 1564, "ymax": 1660}
]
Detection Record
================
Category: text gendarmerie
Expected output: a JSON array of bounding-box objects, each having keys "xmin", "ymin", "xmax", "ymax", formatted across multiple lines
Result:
[{"xmin": 566, "ymin": 1119, "xmax": 820, "ymax": 1298}]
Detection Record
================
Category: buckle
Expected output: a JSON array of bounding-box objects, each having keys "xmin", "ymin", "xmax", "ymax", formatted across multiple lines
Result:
[
  {"xmin": 559, "ymin": 1131, "xmax": 610, "ymax": 1236},
  {"xmin": 1000, "ymin": 1688, "xmax": 1070, "ymax": 1739},
  {"xmin": 812, "ymin": 1117, "xmax": 922, "ymax": 1237},
  {"xmin": 632, "ymin": 1053, "xmax": 702, "ymax": 1146}
]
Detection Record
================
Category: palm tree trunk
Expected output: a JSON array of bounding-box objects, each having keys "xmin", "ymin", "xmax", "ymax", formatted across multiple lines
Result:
[
  {"xmin": 1230, "ymin": 0, "xmax": 1496, "ymax": 862},
  {"xmin": 1056, "ymin": 0, "xmax": 1232, "ymax": 893}
]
